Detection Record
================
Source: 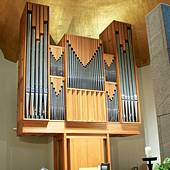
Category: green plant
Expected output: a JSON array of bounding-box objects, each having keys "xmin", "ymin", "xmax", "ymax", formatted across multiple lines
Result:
[{"xmin": 154, "ymin": 157, "xmax": 170, "ymax": 170}]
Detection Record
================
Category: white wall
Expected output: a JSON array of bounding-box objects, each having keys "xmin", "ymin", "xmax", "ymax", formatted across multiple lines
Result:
[
  {"xmin": 0, "ymin": 49, "xmax": 53, "ymax": 170},
  {"xmin": 110, "ymin": 65, "xmax": 161, "ymax": 170},
  {"xmin": 137, "ymin": 65, "xmax": 160, "ymax": 163}
]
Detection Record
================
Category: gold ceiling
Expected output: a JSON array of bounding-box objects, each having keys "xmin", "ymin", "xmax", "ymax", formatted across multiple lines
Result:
[{"xmin": 0, "ymin": 0, "xmax": 169, "ymax": 67}]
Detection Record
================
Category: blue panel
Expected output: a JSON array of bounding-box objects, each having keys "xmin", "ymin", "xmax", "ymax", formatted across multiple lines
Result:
[{"xmin": 162, "ymin": 3, "xmax": 170, "ymax": 61}]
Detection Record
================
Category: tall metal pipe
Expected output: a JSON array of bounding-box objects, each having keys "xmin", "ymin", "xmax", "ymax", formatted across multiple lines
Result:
[
  {"xmin": 44, "ymin": 23, "xmax": 48, "ymax": 119},
  {"xmin": 31, "ymin": 28, "xmax": 36, "ymax": 118},
  {"xmin": 127, "ymin": 29, "xmax": 138, "ymax": 122},
  {"xmin": 39, "ymin": 35, "xmax": 43, "ymax": 118},
  {"xmin": 125, "ymin": 42, "xmax": 134, "ymax": 122},
  {"xmin": 26, "ymin": 13, "xmax": 31, "ymax": 118},
  {"xmin": 35, "ymin": 41, "xmax": 39, "ymax": 119},
  {"xmin": 116, "ymin": 33, "xmax": 125, "ymax": 122}
]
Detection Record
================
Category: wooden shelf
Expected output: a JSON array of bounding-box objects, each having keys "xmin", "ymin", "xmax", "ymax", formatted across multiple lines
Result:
[{"xmin": 17, "ymin": 119, "xmax": 140, "ymax": 136}]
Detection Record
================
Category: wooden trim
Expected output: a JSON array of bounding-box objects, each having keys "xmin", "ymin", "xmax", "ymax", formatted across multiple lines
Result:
[
  {"xmin": 63, "ymin": 133, "xmax": 68, "ymax": 170},
  {"xmin": 54, "ymin": 136, "xmax": 58, "ymax": 170},
  {"xmin": 32, "ymin": 4, "xmax": 36, "ymax": 27},
  {"xmin": 106, "ymin": 133, "xmax": 111, "ymax": 170},
  {"xmin": 17, "ymin": 120, "xmax": 140, "ymax": 136},
  {"xmin": 36, "ymin": 5, "xmax": 40, "ymax": 40},
  {"xmin": 40, "ymin": 6, "xmax": 44, "ymax": 34},
  {"xmin": 27, "ymin": 3, "xmax": 32, "ymax": 12}
]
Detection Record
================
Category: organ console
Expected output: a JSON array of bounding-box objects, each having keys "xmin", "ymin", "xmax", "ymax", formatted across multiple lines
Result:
[{"xmin": 17, "ymin": 2, "xmax": 141, "ymax": 170}]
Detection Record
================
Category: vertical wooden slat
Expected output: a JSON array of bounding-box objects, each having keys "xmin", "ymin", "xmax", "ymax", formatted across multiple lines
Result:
[
  {"xmin": 77, "ymin": 90, "xmax": 80, "ymax": 121},
  {"xmin": 36, "ymin": 5, "xmax": 40, "ymax": 40},
  {"xmin": 86, "ymin": 91, "xmax": 90, "ymax": 121},
  {"xmin": 72, "ymin": 90, "xmax": 77, "ymax": 120},
  {"xmin": 118, "ymin": 22, "xmax": 123, "ymax": 45},
  {"xmin": 91, "ymin": 91, "xmax": 94, "ymax": 121},
  {"xmin": 44, "ymin": 6, "xmax": 48, "ymax": 22},
  {"xmin": 54, "ymin": 137, "xmax": 57, "ymax": 170},
  {"xmin": 124, "ymin": 23, "xmax": 128, "ymax": 40},
  {"xmin": 114, "ymin": 21, "xmax": 119, "ymax": 32},
  {"xmin": 79, "ymin": 90, "xmax": 82, "ymax": 121},
  {"xmin": 121, "ymin": 23, "xmax": 126, "ymax": 51},
  {"xmin": 40, "ymin": 6, "xmax": 44, "ymax": 34},
  {"xmin": 67, "ymin": 89, "xmax": 72, "ymax": 121},
  {"xmin": 63, "ymin": 134, "xmax": 68, "ymax": 170},
  {"xmin": 108, "ymin": 24, "xmax": 114, "ymax": 54},
  {"xmin": 82, "ymin": 91, "xmax": 87, "ymax": 121},
  {"xmin": 93, "ymin": 91, "xmax": 97, "ymax": 121},
  {"xmin": 63, "ymin": 35, "xmax": 68, "ymax": 122},
  {"xmin": 106, "ymin": 134, "xmax": 111, "ymax": 170},
  {"xmin": 32, "ymin": 5, "xmax": 36, "ymax": 28},
  {"xmin": 102, "ymin": 92, "xmax": 106, "ymax": 122},
  {"xmin": 67, "ymin": 139, "xmax": 70, "ymax": 170},
  {"xmin": 27, "ymin": 3, "xmax": 32, "ymax": 12}
]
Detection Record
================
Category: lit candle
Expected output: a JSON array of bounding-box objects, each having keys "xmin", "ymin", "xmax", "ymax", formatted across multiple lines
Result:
[{"xmin": 145, "ymin": 146, "xmax": 152, "ymax": 158}]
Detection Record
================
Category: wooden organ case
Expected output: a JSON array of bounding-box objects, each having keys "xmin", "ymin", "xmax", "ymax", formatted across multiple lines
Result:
[{"xmin": 17, "ymin": 2, "xmax": 141, "ymax": 170}]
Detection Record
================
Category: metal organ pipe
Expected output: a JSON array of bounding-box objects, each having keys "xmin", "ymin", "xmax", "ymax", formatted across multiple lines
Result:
[
  {"xmin": 26, "ymin": 13, "xmax": 31, "ymax": 118},
  {"xmin": 116, "ymin": 29, "xmax": 138, "ymax": 122},
  {"xmin": 44, "ymin": 23, "xmax": 48, "ymax": 119},
  {"xmin": 66, "ymin": 42, "xmax": 104, "ymax": 91},
  {"xmin": 25, "ymin": 12, "xmax": 48, "ymax": 119},
  {"xmin": 31, "ymin": 28, "xmax": 36, "ymax": 118}
]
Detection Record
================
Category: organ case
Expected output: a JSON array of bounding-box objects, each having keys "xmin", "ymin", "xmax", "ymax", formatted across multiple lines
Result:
[{"xmin": 17, "ymin": 2, "xmax": 141, "ymax": 137}]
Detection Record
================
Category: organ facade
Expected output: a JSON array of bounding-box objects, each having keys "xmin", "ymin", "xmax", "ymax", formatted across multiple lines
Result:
[{"xmin": 17, "ymin": 2, "xmax": 141, "ymax": 170}]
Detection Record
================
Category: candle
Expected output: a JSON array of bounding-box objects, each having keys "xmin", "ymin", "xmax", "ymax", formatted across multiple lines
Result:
[{"xmin": 145, "ymin": 146, "xmax": 152, "ymax": 158}]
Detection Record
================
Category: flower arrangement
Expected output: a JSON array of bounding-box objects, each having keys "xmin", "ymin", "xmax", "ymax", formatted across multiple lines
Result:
[{"xmin": 154, "ymin": 157, "xmax": 170, "ymax": 170}]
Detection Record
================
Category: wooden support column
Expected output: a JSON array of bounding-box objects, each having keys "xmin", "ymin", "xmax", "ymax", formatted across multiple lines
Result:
[
  {"xmin": 106, "ymin": 133, "xmax": 111, "ymax": 170},
  {"xmin": 63, "ymin": 133, "xmax": 68, "ymax": 170}
]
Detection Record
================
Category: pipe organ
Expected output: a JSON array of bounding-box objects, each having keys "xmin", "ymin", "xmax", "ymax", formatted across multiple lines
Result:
[{"xmin": 17, "ymin": 2, "xmax": 141, "ymax": 170}]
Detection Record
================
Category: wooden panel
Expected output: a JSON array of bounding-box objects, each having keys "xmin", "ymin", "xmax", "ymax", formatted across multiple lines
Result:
[
  {"xmin": 69, "ymin": 136, "xmax": 104, "ymax": 170},
  {"xmin": 67, "ymin": 89, "xmax": 72, "ymax": 120},
  {"xmin": 17, "ymin": 3, "xmax": 27, "ymax": 121},
  {"xmin": 65, "ymin": 34, "xmax": 100, "ymax": 66},
  {"xmin": 50, "ymin": 77, "xmax": 64, "ymax": 95},
  {"xmin": 63, "ymin": 133, "xmax": 68, "ymax": 170},
  {"xmin": 40, "ymin": 6, "xmax": 44, "ymax": 34},
  {"xmin": 54, "ymin": 137, "xmax": 58, "ymax": 170},
  {"xmin": 105, "ymin": 82, "xmax": 117, "ymax": 100},
  {"xmin": 27, "ymin": 3, "xmax": 32, "ymax": 12},
  {"xmin": 44, "ymin": 6, "xmax": 48, "ymax": 22},
  {"xmin": 105, "ymin": 134, "xmax": 111, "ymax": 170},
  {"xmin": 70, "ymin": 138, "xmax": 88, "ymax": 170},
  {"xmin": 82, "ymin": 90, "xmax": 87, "ymax": 121},
  {"xmin": 103, "ymin": 53, "xmax": 114, "ymax": 67},
  {"xmin": 36, "ymin": 5, "xmax": 40, "ymax": 40},
  {"xmin": 87, "ymin": 138, "xmax": 104, "ymax": 167},
  {"xmin": 107, "ymin": 23, "xmax": 114, "ymax": 54},
  {"xmin": 118, "ymin": 22, "xmax": 123, "ymax": 45},
  {"xmin": 50, "ymin": 45, "xmax": 64, "ymax": 61},
  {"xmin": 67, "ymin": 89, "xmax": 106, "ymax": 122},
  {"xmin": 17, "ymin": 118, "xmax": 141, "ymax": 136},
  {"xmin": 120, "ymin": 23, "xmax": 126, "ymax": 51},
  {"xmin": 32, "ymin": 5, "xmax": 36, "ymax": 27},
  {"xmin": 124, "ymin": 23, "xmax": 128, "ymax": 41}
]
